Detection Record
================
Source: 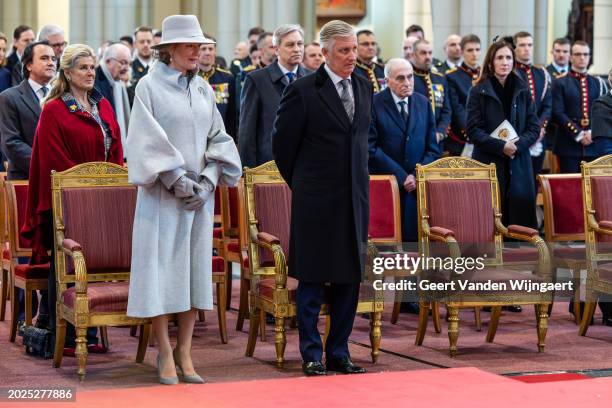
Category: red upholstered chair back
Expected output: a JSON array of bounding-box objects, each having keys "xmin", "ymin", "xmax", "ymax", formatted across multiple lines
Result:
[
  {"xmin": 590, "ymin": 176, "xmax": 612, "ymax": 244},
  {"xmin": 539, "ymin": 174, "xmax": 584, "ymax": 241},
  {"xmin": 253, "ymin": 183, "xmax": 292, "ymax": 264},
  {"xmin": 5, "ymin": 181, "xmax": 32, "ymax": 254},
  {"xmin": 214, "ymin": 188, "xmax": 221, "ymax": 216},
  {"xmin": 425, "ymin": 179, "xmax": 496, "ymax": 257},
  {"xmin": 61, "ymin": 186, "xmax": 137, "ymax": 272},
  {"xmin": 369, "ymin": 175, "xmax": 401, "ymax": 244},
  {"xmin": 228, "ymin": 187, "xmax": 239, "ymax": 229}
]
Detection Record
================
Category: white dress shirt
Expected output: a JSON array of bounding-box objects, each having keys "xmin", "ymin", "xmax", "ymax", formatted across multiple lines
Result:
[
  {"xmin": 324, "ymin": 63, "xmax": 354, "ymax": 101},
  {"xmin": 390, "ymin": 90, "xmax": 409, "ymax": 115},
  {"xmin": 28, "ymin": 78, "xmax": 49, "ymax": 100}
]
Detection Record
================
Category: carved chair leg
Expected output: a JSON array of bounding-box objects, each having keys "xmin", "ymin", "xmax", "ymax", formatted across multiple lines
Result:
[
  {"xmin": 432, "ymin": 302, "xmax": 442, "ymax": 333},
  {"xmin": 370, "ymin": 311, "xmax": 382, "ymax": 363},
  {"xmin": 24, "ymin": 288, "xmax": 33, "ymax": 326},
  {"xmin": 135, "ymin": 324, "xmax": 150, "ymax": 363},
  {"xmin": 259, "ymin": 309, "xmax": 266, "ymax": 341},
  {"xmin": 486, "ymin": 306, "xmax": 502, "ymax": 343},
  {"xmin": 225, "ymin": 261, "xmax": 233, "ymax": 310},
  {"xmin": 415, "ymin": 301, "xmax": 429, "ymax": 346},
  {"xmin": 245, "ymin": 306, "xmax": 260, "ymax": 357},
  {"xmin": 0, "ymin": 268, "xmax": 7, "ymax": 321},
  {"xmin": 537, "ymin": 304, "xmax": 548, "ymax": 352},
  {"xmin": 236, "ymin": 277, "xmax": 249, "ymax": 331},
  {"xmin": 99, "ymin": 326, "xmax": 109, "ymax": 350},
  {"xmin": 75, "ymin": 326, "xmax": 88, "ymax": 382},
  {"xmin": 274, "ymin": 316, "xmax": 286, "ymax": 368},
  {"xmin": 572, "ymin": 269, "xmax": 582, "ymax": 324},
  {"xmin": 473, "ymin": 307, "xmax": 482, "ymax": 331},
  {"xmin": 217, "ymin": 279, "xmax": 228, "ymax": 344},
  {"xmin": 9, "ymin": 280, "xmax": 17, "ymax": 342},
  {"xmin": 53, "ymin": 315, "xmax": 67, "ymax": 368},
  {"xmin": 447, "ymin": 306, "xmax": 460, "ymax": 357},
  {"xmin": 579, "ymin": 300, "xmax": 597, "ymax": 336}
]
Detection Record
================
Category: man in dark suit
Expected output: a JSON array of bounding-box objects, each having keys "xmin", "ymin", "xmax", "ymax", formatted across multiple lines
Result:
[
  {"xmin": 7, "ymin": 25, "xmax": 35, "ymax": 86},
  {"xmin": 272, "ymin": 20, "xmax": 371, "ymax": 377},
  {"xmin": 0, "ymin": 41, "xmax": 56, "ymax": 328},
  {"xmin": 239, "ymin": 25, "xmax": 309, "ymax": 168},
  {"xmin": 446, "ymin": 34, "xmax": 481, "ymax": 156},
  {"xmin": 552, "ymin": 41, "xmax": 608, "ymax": 173},
  {"xmin": 592, "ymin": 67, "xmax": 612, "ymax": 158},
  {"xmin": 412, "ymin": 39, "xmax": 452, "ymax": 148},
  {"xmin": 369, "ymin": 58, "xmax": 440, "ymax": 241}
]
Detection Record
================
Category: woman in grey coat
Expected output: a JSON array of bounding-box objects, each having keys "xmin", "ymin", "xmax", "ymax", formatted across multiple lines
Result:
[{"xmin": 126, "ymin": 15, "xmax": 241, "ymax": 384}]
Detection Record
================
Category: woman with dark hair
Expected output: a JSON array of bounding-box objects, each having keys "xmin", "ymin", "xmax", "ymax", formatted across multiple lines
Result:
[
  {"xmin": 0, "ymin": 32, "xmax": 11, "ymax": 92},
  {"xmin": 466, "ymin": 39, "xmax": 540, "ymax": 229}
]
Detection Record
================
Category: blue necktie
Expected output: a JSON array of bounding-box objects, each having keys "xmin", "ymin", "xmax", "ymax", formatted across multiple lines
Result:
[{"xmin": 286, "ymin": 72, "xmax": 295, "ymax": 83}]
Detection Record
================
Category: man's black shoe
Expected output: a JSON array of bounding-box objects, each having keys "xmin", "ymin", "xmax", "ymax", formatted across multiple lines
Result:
[
  {"xmin": 399, "ymin": 302, "xmax": 420, "ymax": 314},
  {"xmin": 503, "ymin": 305, "xmax": 522, "ymax": 313},
  {"xmin": 35, "ymin": 314, "xmax": 49, "ymax": 330},
  {"xmin": 326, "ymin": 357, "xmax": 366, "ymax": 374},
  {"xmin": 302, "ymin": 361, "xmax": 326, "ymax": 376}
]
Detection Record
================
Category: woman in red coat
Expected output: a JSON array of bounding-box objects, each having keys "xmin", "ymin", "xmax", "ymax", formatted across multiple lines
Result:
[{"xmin": 22, "ymin": 43, "xmax": 123, "ymax": 354}]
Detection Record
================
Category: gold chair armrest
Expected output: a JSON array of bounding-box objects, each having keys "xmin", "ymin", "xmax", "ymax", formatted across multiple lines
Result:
[
  {"xmin": 421, "ymin": 219, "xmax": 461, "ymax": 259},
  {"xmin": 249, "ymin": 226, "xmax": 287, "ymax": 290},
  {"xmin": 57, "ymin": 232, "xmax": 88, "ymax": 294},
  {"xmin": 495, "ymin": 219, "xmax": 551, "ymax": 279},
  {"xmin": 587, "ymin": 214, "xmax": 612, "ymax": 235}
]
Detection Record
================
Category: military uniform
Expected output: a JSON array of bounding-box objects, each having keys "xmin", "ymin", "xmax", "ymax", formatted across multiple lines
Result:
[
  {"xmin": 552, "ymin": 70, "xmax": 609, "ymax": 173},
  {"xmin": 230, "ymin": 56, "xmax": 252, "ymax": 77},
  {"xmin": 445, "ymin": 63, "xmax": 479, "ymax": 155},
  {"xmin": 235, "ymin": 64, "xmax": 258, "ymax": 129},
  {"xmin": 413, "ymin": 67, "xmax": 452, "ymax": 147},
  {"xmin": 434, "ymin": 60, "xmax": 459, "ymax": 75},
  {"xmin": 199, "ymin": 66, "xmax": 237, "ymax": 140},
  {"xmin": 131, "ymin": 58, "xmax": 150, "ymax": 85},
  {"xmin": 546, "ymin": 63, "xmax": 569, "ymax": 80},
  {"xmin": 354, "ymin": 59, "xmax": 386, "ymax": 93},
  {"xmin": 544, "ymin": 64, "xmax": 569, "ymax": 151},
  {"xmin": 515, "ymin": 62, "xmax": 552, "ymax": 177}
]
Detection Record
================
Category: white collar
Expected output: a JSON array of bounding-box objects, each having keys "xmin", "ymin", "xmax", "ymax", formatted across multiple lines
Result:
[
  {"xmin": 137, "ymin": 55, "xmax": 151, "ymax": 68},
  {"xmin": 277, "ymin": 61, "xmax": 298, "ymax": 76},
  {"xmin": 28, "ymin": 78, "xmax": 46, "ymax": 94},
  {"xmin": 552, "ymin": 62, "xmax": 568, "ymax": 73},
  {"xmin": 390, "ymin": 90, "xmax": 408, "ymax": 106},
  {"xmin": 324, "ymin": 63, "xmax": 349, "ymax": 86},
  {"xmin": 447, "ymin": 59, "xmax": 461, "ymax": 68}
]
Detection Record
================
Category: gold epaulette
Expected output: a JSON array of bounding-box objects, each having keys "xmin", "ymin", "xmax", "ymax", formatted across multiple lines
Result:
[
  {"xmin": 243, "ymin": 65, "xmax": 256, "ymax": 72},
  {"xmin": 557, "ymin": 72, "xmax": 568, "ymax": 78},
  {"xmin": 431, "ymin": 70, "xmax": 445, "ymax": 77},
  {"xmin": 446, "ymin": 67, "xmax": 458, "ymax": 74},
  {"xmin": 216, "ymin": 67, "xmax": 232, "ymax": 74}
]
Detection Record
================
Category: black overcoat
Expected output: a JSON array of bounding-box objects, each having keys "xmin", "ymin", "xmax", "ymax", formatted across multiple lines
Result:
[{"xmin": 272, "ymin": 64, "xmax": 372, "ymax": 283}]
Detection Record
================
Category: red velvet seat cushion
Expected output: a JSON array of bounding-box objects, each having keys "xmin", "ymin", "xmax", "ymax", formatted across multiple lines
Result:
[
  {"xmin": 228, "ymin": 187, "xmax": 239, "ymax": 229},
  {"xmin": 369, "ymin": 178, "xmax": 397, "ymax": 239},
  {"xmin": 503, "ymin": 247, "xmax": 539, "ymax": 263},
  {"xmin": 548, "ymin": 177, "xmax": 584, "ymax": 235},
  {"xmin": 214, "ymin": 188, "xmax": 221, "ymax": 215},
  {"xmin": 554, "ymin": 246, "xmax": 586, "ymax": 260},
  {"xmin": 257, "ymin": 276, "xmax": 298, "ymax": 302},
  {"xmin": 212, "ymin": 256, "xmax": 224, "ymax": 273},
  {"xmin": 14, "ymin": 184, "xmax": 32, "ymax": 249},
  {"xmin": 213, "ymin": 227, "xmax": 222, "ymax": 239},
  {"xmin": 14, "ymin": 263, "xmax": 50, "ymax": 279},
  {"xmin": 226, "ymin": 240, "xmax": 240, "ymax": 254},
  {"xmin": 61, "ymin": 281, "xmax": 129, "ymax": 313}
]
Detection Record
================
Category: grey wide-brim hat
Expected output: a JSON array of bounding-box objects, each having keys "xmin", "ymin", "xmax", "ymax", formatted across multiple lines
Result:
[{"xmin": 152, "ymin": 14, "xmax": 215, "ymax": 49}]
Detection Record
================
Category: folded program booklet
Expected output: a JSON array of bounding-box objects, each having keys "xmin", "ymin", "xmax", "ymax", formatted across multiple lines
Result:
[{"xmin": 490, "ymin": 119, "xmax": 519, "ymax": 142}]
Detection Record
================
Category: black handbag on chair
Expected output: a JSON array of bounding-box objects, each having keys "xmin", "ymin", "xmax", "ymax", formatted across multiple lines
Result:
[{"xmin": 22, "ymin": 325, "xmax": 53, "ymax": 359}]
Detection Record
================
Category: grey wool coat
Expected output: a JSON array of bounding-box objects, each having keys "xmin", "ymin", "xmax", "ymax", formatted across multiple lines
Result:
[{"xmin": 126, "ymin": 62, "xmax": 242, "ymax": 318}]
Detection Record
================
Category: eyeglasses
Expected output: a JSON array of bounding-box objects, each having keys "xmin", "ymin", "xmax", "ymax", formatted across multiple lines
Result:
[
  {"xmin": 50, "ymin": 41, "xmax": 67, "ymax": 49},
  {"xmin": 110, "ymin": 58, "xmax": 130, "ymax": 66}
]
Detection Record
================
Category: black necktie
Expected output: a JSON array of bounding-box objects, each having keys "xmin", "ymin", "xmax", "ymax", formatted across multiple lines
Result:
[{"xmin": 398, "ymin": 100, "xmax": 408, "ymax": 123}]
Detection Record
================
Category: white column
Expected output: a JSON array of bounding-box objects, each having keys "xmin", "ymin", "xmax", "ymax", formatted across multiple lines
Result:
[
  {"xmin": 85, "ymin": 0, "xmax": 104, "ymax": 51},
  {"xmin": 403, "ymin": 0, "xmax": 434, "ymax": 41},
  {"xmin": 533, "ymin": 0, "xmax": 548, "ymax": 65},
  {"xmin": 217, "ymin": 0, "xmax": 241, "ymax": 65},
  {"xmin": 239, "ymin": 0, "xmax": 262, "ymax": 39},
  {"xmin": 37, "ymin": 0, "xmax": 70, "ymax": 41},
  {"xmin": 431, "ymin": 0, "xmax": 461, "ymax": 61},
  {"xmin": 488, "ymin": 0, "xmax": 535, "ymax": 43},
  {"xmin": 592, "ymin": 0, "xmax": 612, "ymax": 74}
]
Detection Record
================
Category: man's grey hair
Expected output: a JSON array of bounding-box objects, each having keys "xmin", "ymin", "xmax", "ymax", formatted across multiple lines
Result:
[
  {"xmin": 384, "ymin": 58, "xmax": 412, "ymax": 78},
  {"xmin": 272, "ymin": 24, "xmax": 304, "ymax": 47},
  {"xmin": 37, "ymin": 24, "xmax": 64, "ymax": 41},
  {"xmin": 319, "ymin": 20, "xmax": 355, "ymax": 51},
  {"xmin": 103, "ymin": 42, "xmax": 131, "ymax": 63}
]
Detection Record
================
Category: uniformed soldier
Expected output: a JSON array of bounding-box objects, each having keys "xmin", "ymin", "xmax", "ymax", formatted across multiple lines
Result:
[
  {"xmin": 412, "ymin": 39, "xmax": 452, "ymax": 146},
  {"xmin": 354, "ymin": 29, "xmax": 386, "ymax": 93},
  {"xmin": 230, "ymin": 27, "xmax": 265, "ymax": 77},
  {"xmin": 514, "ymin": 31, "xmax": 552, "ymax": 178},
  {"xmin": 131, "ymin": 26, "xmax": 153, "ymax": 85},
  {"xmin": 198, "ymin": 36, "xmax": 237, "ymax": 140},
  {"xmin": 552, "ymin": 41, "xmax": 609, "ymax": 173},
  {"xmin": 446, "ymin": 34, "xmax": 481, "ymax": 156},
  {"xmin": 546, "ymin": 37, "xmax": 571, "ymax": 79},
  {"xmin": 434, "ymin": 34, "xmax": 462, "ymax": 74}
]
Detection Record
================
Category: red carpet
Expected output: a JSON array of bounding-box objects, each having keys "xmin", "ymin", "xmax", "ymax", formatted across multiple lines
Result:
[
  {"xmin": 5, "ymin": 367, "xmax": 610, "ymax": 408},
  {"xmin": 511, "ymin": 372, "xmax": 592, "ymax": 383}
]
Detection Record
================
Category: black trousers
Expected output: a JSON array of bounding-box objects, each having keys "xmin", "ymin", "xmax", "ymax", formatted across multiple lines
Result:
[{"xmin": 296, "ymin": 281, "xmax": 359, "ymax": 362}]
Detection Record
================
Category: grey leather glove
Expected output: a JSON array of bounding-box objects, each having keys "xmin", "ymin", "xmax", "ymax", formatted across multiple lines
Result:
[
  {"xmin": 182, "ymin": 180, "xmax": 214, "ymax": 211},
  {"xmin": 172, "ymin": 175, "xmax": 200, "ymax": 198}
]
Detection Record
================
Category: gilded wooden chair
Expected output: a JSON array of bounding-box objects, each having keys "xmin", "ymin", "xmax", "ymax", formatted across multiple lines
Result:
[
  {"xmin": 416, "ymin": 157, "xmax": 551, "ymax": 356},
  {"xmin": 1, "ymin": 172, "xmax": 10, "ymax": 321},
  {"xmin": 539, "ymin": 173, "xmax": 586, "ymax": 322},
  {"xmin": 579, "ymin": 155, "xmax": 612, "ymax": 336},
  {"xmin": 51, "ymin": 162, "xmax": 150, "ymax": 381},
  {"xmin": 243, "ymin": 161, "xmax": 384, "ymax": 366},
  {"xmin": 6, "ymin": 180, "xmax": 51, "ymax": 342},
  {"xmin": 220, "ymin": 186, "xmax": 241, "ymax": 310}
]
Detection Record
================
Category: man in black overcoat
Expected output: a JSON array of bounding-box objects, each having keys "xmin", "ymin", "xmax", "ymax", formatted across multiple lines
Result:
[{"xmin": 272, "ymin": 20, "xmax": 372, "ymax": 376}]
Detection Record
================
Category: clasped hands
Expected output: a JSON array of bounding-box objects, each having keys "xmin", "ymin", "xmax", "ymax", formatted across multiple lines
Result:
[{"xmin": 172, "ymin": 175, "xmax": 214, "ymax": 211}]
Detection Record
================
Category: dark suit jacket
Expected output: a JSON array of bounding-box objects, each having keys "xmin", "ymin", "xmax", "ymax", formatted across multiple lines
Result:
[
  {"xmin": 272, "ymin": 64, "xmax": 372, "ymax": 283},
  {"xmin": 94, "ymin": 65, "xmax": 116, "ymax": 112},
  {"xmin": 11, "ymin": 61, "xmax": 24, "ymax": 86},
  {"xmin": 467, "ymin": 73, "xmax": 540, "ymax": 228},
  {"xmin": 592, "ymin": 92, "xmax": 612, "ymax": 140},
  {"xmin": 239, "ymin": 61, "xmax": 309, "ymax": 168},
  {"xmin": 0, "ymin": 67, "xmax": 11, "ymax": 93},
  {"xmin": 369, "ymin": 89, "xmax": 440, "ymax": 240},
  {"xmin": 0, "ymin": 80, "xmax": 42, "ymax": 179}
]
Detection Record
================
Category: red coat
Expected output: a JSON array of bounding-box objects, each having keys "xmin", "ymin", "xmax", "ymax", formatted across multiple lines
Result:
[{"xmin": 22, "ymin": 92, "xmax": 124, "ymax": 262}]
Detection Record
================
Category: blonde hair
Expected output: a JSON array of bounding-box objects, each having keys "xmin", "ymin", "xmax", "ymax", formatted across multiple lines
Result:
[
  {"xmin": 319, "ymin": 20, "xmax": 355, "ymax": 51},
  {"xmin": 44, "ymin": 43, "xmax": 97, "ymax": 106},
  {"xmin": 0, "ymin": 32, "xmax": 7, "ymax": 67}
]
